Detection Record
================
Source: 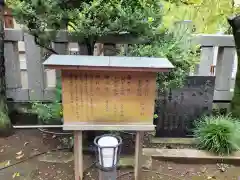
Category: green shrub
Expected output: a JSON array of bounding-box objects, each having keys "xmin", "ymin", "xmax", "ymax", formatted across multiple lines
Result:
[
  {"xmin": 126, "ymin": 23, "xmax": 199, "ymax": 89},
  {"xmin": 0, "ymin": 111, "xmax": 11, "ymax": 128},
  {"xmin": 31, "ymin": 102, "xmax": 63, "ymax": 125},
  {"xmin": 193, "ymin": 115, "xmax": 240, "ymax": 155}
]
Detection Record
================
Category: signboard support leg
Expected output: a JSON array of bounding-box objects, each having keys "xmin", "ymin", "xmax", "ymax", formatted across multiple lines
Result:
[
  {"xmin": 134, "ymin": 131, "xmax": 144, "ymax": 180},
  {"xmin": 74, "ymin": 131, "xmax": 83, "ymax": 180}
]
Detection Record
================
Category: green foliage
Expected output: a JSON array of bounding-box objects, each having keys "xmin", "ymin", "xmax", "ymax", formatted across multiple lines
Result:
[
  {"xmin": 162, "ymin": 0, "xmax": 236, "ymax": 33},
  {"xmin": 8, "ymin": 0, "xmax": 163, "ymax": 54},
  {"xmin": 8, "ymin": 0, "xmax": 199, "ymax": 89},
  {"xmin": 8, "ymin": 0, "xmax": 238, "ymax": 35},
  {"xmin": 127, "ymin": 22, "xmax": 199, "ymax": 89},
  {"xmin": 55, "ymin": 79, "xmax": 62, "ymax": 102},
  {"xmin": 193, "ymin": 115, "xmax": 240, "ymax": 155},
  {"xmin": 31, "ymin": 102, "xmax": 63, "ymax": 125},
  {"xmin": 0, "ymin": 110, "xmax": 11, "ymax": 129}
]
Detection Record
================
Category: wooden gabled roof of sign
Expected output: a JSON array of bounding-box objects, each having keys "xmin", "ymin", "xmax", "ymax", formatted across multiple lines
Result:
[{"xmin": 43, "ymin": 55, "xmax": 174, "ymax": 72}]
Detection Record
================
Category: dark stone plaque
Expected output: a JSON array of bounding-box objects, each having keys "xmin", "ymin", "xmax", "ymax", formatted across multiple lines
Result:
[{"xmin": 155, "ymin": 76, "xmax": 215, "ymax": 137}]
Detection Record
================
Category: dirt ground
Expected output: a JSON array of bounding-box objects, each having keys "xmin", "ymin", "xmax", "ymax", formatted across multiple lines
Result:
[{"xmin": 1, "ymin": 129, "xmax": 240, "ymax": 180}]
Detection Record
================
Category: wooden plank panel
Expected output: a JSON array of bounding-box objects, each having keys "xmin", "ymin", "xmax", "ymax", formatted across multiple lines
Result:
[
  {"xmin": 62, "ymin": 70, "xmax": 156, "ymax": 126},
  {"xmin": 4, "ymin": 42, "xmax": 22, "ymax": 88},
  {"xmin": 24, "ymin": 33, "xmax": 45, "ymax": 100},
  {"xmin": 63, "ymin": 124, "xmax": 155, "ymax": 131}
]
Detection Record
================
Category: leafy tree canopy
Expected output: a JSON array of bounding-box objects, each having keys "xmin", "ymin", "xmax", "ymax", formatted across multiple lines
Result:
[
  {"xmin": 8, "ymin": 0, "xmax": 198, "ymax": 89},
  {"xmin": 162, "ymin": 0, "xmax": 236, "ymax": 33},
  {"xmin": 127, "ymin": 22, "xmax": 199, "ymax": 88},
  {"xmin": 7, "ymin": 0, "xmax": 163, "ymax": 54}
]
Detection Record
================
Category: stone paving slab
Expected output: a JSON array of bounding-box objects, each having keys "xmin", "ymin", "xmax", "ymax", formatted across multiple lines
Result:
[
  {"xmin": 38, "ymin": 151, "xmax": 74, "ymax": 163},
  {"xmin": 0, "ymin": 161, "xmax": 37, "ymax": 180},
  {"xmin": 119, "ymin": 155, "xmax": 152, "ymax": 169},
  {"xmin": 143, "ymin": 148, "xmax": 240, "ymax": 163},
  {"xmin": 37, "ymin": 151, "xmax": 152, "ymax": 169}
]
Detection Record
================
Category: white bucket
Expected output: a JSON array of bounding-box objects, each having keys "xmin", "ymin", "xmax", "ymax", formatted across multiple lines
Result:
[{"xmin": 97, "ymin": 136, "xmax": 119, "ymax": 168}]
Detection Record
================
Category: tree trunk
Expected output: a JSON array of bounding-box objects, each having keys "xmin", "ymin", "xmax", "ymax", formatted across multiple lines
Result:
[
  {"xmin": 228, "ymin": 16, "xmax": 240, "ymax": 117},
  {"xmin": 0, "ymin": 5, "xmax": 13, "ymax": 136}
]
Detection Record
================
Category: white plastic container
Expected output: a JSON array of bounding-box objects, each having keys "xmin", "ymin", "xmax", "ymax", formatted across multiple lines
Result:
[{"xmin": 97, "ymin": 136, "xmax": 119, "ymax": 168}]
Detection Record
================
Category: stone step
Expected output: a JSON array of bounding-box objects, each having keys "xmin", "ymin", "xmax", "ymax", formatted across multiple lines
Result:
[
  {"xmin": 150, "ymin": 137, "xmax": 196, "ymax": 145},
  {"xmin": 143, "ymin": 148, "xmax": 240, "ymax": 165}
]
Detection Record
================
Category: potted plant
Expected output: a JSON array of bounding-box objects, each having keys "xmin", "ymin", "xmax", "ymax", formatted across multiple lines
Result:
[{"xmin": 31, "ymin": 101, "xmax": 63, "ymax": 125}]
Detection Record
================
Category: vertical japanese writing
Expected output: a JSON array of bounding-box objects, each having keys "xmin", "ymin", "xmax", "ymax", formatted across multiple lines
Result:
[
  {"xmin": 113, "ymin": 76, "xmax": 119, "ymax": 96},
  {"xmin": 84, "ymin": 73, "xmax": 89, "ymax": 120},
  {"xmin": 137, "ymin": 80, "xmax": 142, "ymax": 96},
  {"xmin": 95, "ymin": 73, "xmax": 100, "ymax": 91},
  {"xmin": 144, "ymin": 79, "xmax": 149, "ymax": 96},
  {"xmin": 120, "ymin": 76, "xmax": 125, "ymax": 96},
  {"xmin": 120, "ymin": 104, "xmax": 124, "ymax": 117},
  {"xmin": 140, "ymin": 103, "xmax": 145, "ymax": 116},
  {"xmin": 113, "ymin": 76, "xmax": 119, "ymax": 117},
  {"xmin": 95, "ymin": 73, "xmax": 100, "ymax": 117},
  {"xmin": 126, "ymin": 75, "xmax": 131, "ymax": 96},
  {"xmin": 69, "ymin": 72, "xmax": 74, "ymax": 115},
  {"xmin": 137, "ymin": 79, "xmax": 145, "ymax": 116},
  {"xmin": 89, "ymin": 73, "xmax": 94, "ymax": 115},
  {"xmin": 79, "ymin": 73, "xmax": 83, "ymax": 109},
  {"xmin": 74, "ymin": 73, "xmax": 80, "ymax": 120},
  {"xmin": 104, "ymin": 75, "xmax": 110, "ymax": 113},
  {"xmin": 120, "ymin": 76, "xmax": 126, "ymax": 117}
]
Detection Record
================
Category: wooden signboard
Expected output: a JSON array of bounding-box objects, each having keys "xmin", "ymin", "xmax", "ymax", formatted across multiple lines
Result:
[
  {"xmin": 43, "ymin": 55, "xmax": 174, "ymax": 131},
  {"xmin": 44, "ymin": 55, "xmax": 174, "ymax": 180},
  {"xmin": 62, "ymin": 70, "xmax": 156, "ymax": 123}
]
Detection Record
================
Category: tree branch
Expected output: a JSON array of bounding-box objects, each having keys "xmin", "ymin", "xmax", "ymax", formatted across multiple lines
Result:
[{"xmin": 34, "ymin": 36, "xmax": 59, "ymax": 54}]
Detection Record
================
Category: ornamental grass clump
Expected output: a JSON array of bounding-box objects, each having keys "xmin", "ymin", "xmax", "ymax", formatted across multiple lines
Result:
[{"xmin": 193, "ymin": 115, "xmax": 240, "ymax": 155}]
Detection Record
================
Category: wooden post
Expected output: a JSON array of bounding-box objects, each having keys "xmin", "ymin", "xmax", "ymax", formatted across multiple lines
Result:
[
  {"xmin": 134, "ymin": 131, "xmax": 144, "ymax": 180},
  {"xmin": 74, "ymin": 131, "xmax": 83, "ymax": 180}
]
